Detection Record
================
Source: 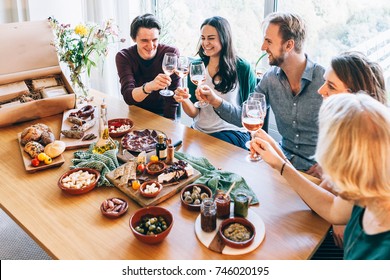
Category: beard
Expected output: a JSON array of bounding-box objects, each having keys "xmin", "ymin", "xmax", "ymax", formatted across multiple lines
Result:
[{"xmin": 268, "ymin": 47, "xmax": 285, "ymax": 66}]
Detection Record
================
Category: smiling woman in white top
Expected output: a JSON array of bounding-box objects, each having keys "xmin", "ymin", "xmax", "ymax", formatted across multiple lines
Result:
[{"xmin": 174, "ymin": 16, "xmax": 256, "ymax": 149}]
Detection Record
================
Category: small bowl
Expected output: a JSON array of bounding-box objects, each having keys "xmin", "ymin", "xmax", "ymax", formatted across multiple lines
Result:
[
  {"xmin": 129, "ymin": 206, "xmax": 173, "ymax": 244},
  {"xmin": 180, "ymin": 184, "xmax": 212, "ymax": 211},
  {"xmin": 58, "ymin": 167, "xmax": 100, "ymax": 195},
  {"xmin": 139, "ymin": 180, "xmax": 163, "ymax": 198},
  {"xmin": 146, "ymin": 161, "xmax": 166, "ymax": 176},
  {"xmin": 219, "ymin": 217, "xmax": 256, "ymax": 249},
  {"xmin": 100, "ymin": 197, "xmax": 129, "ymax": 219},
  {"xmin": 108, "ymin": 118, "xmax": 134, "ymax": 138}
]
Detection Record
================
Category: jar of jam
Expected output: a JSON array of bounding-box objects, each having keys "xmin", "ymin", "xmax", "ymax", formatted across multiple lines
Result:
[
  {"xmin": 200, "ymin": 198, "xmax": 216, "ymax": 232},
  {"xmin": 234, "ymin": 192, "xmax": 249, "ymax": 217},
  {"xmin": 215, "ymin": 191, "xmax": 231, "ymax": 219}
]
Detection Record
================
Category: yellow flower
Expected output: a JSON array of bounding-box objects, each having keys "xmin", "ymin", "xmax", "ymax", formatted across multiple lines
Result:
[{"xmin": 74, "ymin": 24, "xmax": 88, "ymax": 36}]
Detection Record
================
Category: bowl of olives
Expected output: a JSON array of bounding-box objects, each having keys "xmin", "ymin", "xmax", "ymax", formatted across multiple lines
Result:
[
  {"xmin": 180, "ymin": 184, "xmax": 212, "ymax": 211},
  {"xmin": 129, "ymin": 206, "xmax": 173, "ymax": 244}
]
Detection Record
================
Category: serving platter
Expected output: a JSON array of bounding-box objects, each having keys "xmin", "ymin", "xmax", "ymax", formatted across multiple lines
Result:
[
  {"xmin": 121, "ymin": 129, "xmax": 166, "ymax": 153},
  {"xmin": 106, "ymin": 159, "xmax": 201, "ymax": 207},
  {"xmin": 59, "ymin": 107, "xmax": 99, "ymax": 150},
  {"xmin": 194, "ymin": 208, "xmax": 265, "ymax": 255},
  {"xmin": 17, "ymin": 134, "xmax": 65, "ymax": 173}
]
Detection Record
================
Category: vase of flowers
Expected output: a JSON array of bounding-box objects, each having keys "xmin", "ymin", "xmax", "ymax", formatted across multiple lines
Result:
[{"xmin": 48, "ymin": 17, "xmax": 122, "ymax": 102}]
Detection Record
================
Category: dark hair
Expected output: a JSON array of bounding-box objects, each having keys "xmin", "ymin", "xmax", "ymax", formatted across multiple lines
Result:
[
  {"xmin": 331, "ymin": 51, "xmax": 387, "ymax": 104},
  {"xmin": 130, "ymin": 13, "xmax": 161, "ymax": 40},
  {"xmin": 197, "ymin": 16, "xmax": 237, "ymax": 94},
  {"xmin": 263, "ymin": 12, "xmax": 306, "ymax": 53}
]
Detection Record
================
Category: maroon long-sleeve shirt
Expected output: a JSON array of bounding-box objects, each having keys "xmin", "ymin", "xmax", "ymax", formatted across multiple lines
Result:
[{"xmin": 115, "ymin": 44, "xmax": 180, "ymax": 119}]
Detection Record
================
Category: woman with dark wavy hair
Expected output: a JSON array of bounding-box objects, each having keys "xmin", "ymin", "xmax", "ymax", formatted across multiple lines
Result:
[{"xmin": 174, "ymin": 16, "xmax": 256, "ymax": 149}]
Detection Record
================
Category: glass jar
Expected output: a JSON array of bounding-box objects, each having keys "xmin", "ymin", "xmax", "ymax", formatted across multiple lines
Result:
[
  {"xmin": 234, "ymin": 192, "xmax": 249, "ymax": 217},
  {"xmin": 215, "ymin": 191, "xmax": 231, "ymax": 219},
  {"xmin": 200, "ymin": 198, "xmax": 216, "ymax": 232}
]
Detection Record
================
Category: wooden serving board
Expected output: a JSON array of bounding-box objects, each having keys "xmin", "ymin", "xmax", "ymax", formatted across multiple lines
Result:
[
  {"xmin": 59, "ymin": 107, "xmax": 99, "ymax": 150},
  {"xmin": 106, "ymin": 163, "xmax": 201, "ymax": 207},
  {"xmin": 17, "ymin": 134, "xmax": 65, "ymax": 173}
]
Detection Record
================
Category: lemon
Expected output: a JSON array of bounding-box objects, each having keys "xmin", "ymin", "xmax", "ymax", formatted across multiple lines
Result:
[{"xmin": 150, "ymin": 155, "xmax": 159, "ymax": 163}]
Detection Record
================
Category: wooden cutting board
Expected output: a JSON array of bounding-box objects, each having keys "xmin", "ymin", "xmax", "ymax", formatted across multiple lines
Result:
[
  {"xmin": 106, "ymin": 163, "xmax": 201, "ymax": 207},
  {"xmin": 59, "ymin": 107, "xmax": 99, "ymax": 150},
  {"xmin": 17, "ymin": 134, "xmax": 65, "ymax": 173}
]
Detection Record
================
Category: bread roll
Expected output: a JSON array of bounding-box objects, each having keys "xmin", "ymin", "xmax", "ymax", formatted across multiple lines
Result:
[
  {"xmin": 40, "ymin": 131, "xmax": 55, "ymax": 146},
  {"xmin": 21, "ymin": 126, "xmax": 43, "ymax": 145},
  {"xmin": 24, "ymin": 141, "xmax": 45, "ymax": 158},
  {"xmin": 44, "ymin": 140, "xmax": 66, "ymax": 158}
]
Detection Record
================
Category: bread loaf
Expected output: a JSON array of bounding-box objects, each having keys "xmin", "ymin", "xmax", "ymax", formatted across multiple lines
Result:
[{"xmin": 44, "ymin": 140, "xmax": 66, "ymax": 158}]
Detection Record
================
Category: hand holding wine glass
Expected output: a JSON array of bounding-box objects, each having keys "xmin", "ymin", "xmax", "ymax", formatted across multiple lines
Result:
[
  {"xmin": 160, "ymin": 53, "xmax": 177, "ymax": 97},
  {"xmin": 189, "ymin": 61, "xmax": 208, "ymax": 108},
  {"xmin": 241, "ymin": 99, "xmax": 265, "ymax": 162},
  {"xmin": 245, "ymin": 92, "xmax": 267, "ymax": 149}
]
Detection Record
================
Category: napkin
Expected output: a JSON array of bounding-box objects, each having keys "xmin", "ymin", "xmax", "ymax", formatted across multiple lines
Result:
[
  {"xmin": 175, "ymin": 151, "xmax": 259, "ymax": 205},
  {"xmin": 71, "ymin": 142, "xmax": 120, "ymax": 187}
]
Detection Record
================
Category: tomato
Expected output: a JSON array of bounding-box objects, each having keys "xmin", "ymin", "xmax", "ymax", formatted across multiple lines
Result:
[
  {"xmin": 149, "ymin": 155, "xmax": 159, "ymax": 163},
  {"xmin": 131, "ymin": 179, "xmax": 141, "ymax": 190},
  {"xmin": 31, "ymin": 158, "xmax": 40, "ymax": 167},
  {"xmin": 38, "ymin": 153, "xmax": 48, "ymax": 162},
  {"xmin": 136, "ymin": 163, "xmax": 145, "ymax": 175},
  {"xmin": 44, "ymin": 156, "xmax": 53, "ymax": 165}
]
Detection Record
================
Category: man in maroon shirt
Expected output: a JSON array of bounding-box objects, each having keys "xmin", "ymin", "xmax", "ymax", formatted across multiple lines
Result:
[{"xmin": 116, "ymin": 14, "xmax": 180, "ymax": 119}]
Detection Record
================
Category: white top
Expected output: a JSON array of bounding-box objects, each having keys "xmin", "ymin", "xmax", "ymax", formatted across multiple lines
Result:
[{"xmin": 193, "ymin": 68, "xmax": 246, "ymax": 134}]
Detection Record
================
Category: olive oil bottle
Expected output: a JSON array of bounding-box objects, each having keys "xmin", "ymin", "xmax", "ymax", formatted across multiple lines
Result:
[{"xmin": 93, "ymin": 100, "xmax": 116, "ymax": 154}]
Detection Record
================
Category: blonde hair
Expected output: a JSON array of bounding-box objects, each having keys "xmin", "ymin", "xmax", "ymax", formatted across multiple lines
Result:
[{"xmin": 316, "ymin": 93, "xmax": 390, "ymax": 205}]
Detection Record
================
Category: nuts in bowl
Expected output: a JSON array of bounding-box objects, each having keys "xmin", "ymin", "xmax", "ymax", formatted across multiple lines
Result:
[
  {"xmin": 58, "ymin": 167, "xmax": 100, "ymax": 195},
  {"xmin": 129, "ymin": 206, "xmax": 173, "ymax": 244},
  {"xmin": 101, "ymin": 197, "xmax": 128, "ymax": 218},
  {"xmin": 219, "ymin": 217, "xmax": 256, "ymax": 249},
  {"xmin": 108, "ymin": 118, "xmax": 134, "ymax": 138},
  {"xmin": 139, "ymin": 180, "xmax": 163, "ymax": 198}
]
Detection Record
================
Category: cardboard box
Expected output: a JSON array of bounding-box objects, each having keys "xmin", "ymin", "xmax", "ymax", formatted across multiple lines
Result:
[{"xmin": 0, "ymin": 20, "xmax": 76, "ymax": 127}]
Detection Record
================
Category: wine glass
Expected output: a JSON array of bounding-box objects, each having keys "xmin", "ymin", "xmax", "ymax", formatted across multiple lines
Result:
[
  {"xmin": 241, "ymin": 99, "xmax": 265, "ymax": 162},
  {"xmin": 160, "ymin": 53, "xmax": 178, "ymax": 97},
  {"xmin": 189, "ymin": 61, "xmax": 208, "ymax": 108},
  {"xmin": 175, "ymin": 56, "xmax": 189, "ymax": 87},
  {"xmin": 244, "ymin": 92, "xmax": 267, "ymax": 149}
]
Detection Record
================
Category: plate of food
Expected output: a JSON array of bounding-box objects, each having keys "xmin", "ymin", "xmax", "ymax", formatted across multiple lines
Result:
[{"xmin": 121, "ymin": 129, "xmax": 165, "ymax": 153}]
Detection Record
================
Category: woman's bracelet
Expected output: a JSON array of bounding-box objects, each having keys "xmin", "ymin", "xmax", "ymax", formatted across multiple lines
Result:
[{"xmin": 280, "ymin": 162, "xmax": 287, "ymax": 176}]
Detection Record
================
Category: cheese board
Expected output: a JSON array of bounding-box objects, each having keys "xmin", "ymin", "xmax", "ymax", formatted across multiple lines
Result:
[
  {"xmin": 59, "ymin": 106, "xmax": 99, "ymax": 150},
  {"xmin": 106, "ymin": 159, "xmax": 202, "ymax": 207},
  {"xmin": 17, "ymin": 134, "xmax": 65, "ymax": 173}
]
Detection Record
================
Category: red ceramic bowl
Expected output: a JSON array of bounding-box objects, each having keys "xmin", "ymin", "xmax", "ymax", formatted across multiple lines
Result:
[
  {"xmin": 129, "ymin": 206, "xmax": 173, "ymax": 244},
  {"xmin": 100, "ymin": 197, "xmax": 129, "ymax": 219},
  {"xmin": 180, "ymin": 184, "xmax": 212, "ymax": 211},
  {"xmin": 145, "ymin": 161, "xmax": 166, "ymax": 176},
  {"xmin": 58, "ymin": 167, "xmax": 100, "ymax": 195},
  {"xmin": 139, "ymin": 180, "xmax": 163, "ymax": 198},
  {"xmin": 108, "ymin": 118, "xmax": 134, "ymax": 138},
  {"xmin": 219, "ymin": 217, "xmax": 255, "ymax": 249}
]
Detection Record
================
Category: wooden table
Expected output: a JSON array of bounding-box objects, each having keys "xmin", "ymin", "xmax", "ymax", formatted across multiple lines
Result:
[{"xmin": 0, "ymin": 90, "xmax": 329, "ymax": 260}]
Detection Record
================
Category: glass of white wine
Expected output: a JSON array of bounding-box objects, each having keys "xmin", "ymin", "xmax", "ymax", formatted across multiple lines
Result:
[
  {"xmin": 175, "ymin": 56, "xmax": 189, "ymax": 87},
  {"xmin": 241, "ymin": 99, "xmax": 265, "ymax": 162},
  {"xmin": 189, "ymin": 61, "xmax": 208, "ymax": 108},
  {"xmin": 160, "ymin": 52, "xmax": 177, "ymax": 97}
]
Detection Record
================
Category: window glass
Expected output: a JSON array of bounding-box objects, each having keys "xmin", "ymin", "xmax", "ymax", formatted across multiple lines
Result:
[
  {"xmin": 156, "ymin": 0, "xmax": 265, "ymax": 66},
  {"xmin": 278, "ymin": 0, "xmax": 390, "ymax": 90}
]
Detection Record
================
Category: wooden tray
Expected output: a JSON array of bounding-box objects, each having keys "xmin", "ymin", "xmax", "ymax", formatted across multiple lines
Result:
[
  {"xmin": 106, "ymin": 162, "xmax": 201, "ymax": 207},
  {"xmin": 59, "ymin": 107, "xmax": 99, "ymax": 150},
  {"xmin": 17, "ymin": 134, "xmax": 65, "ymax": 173}
]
